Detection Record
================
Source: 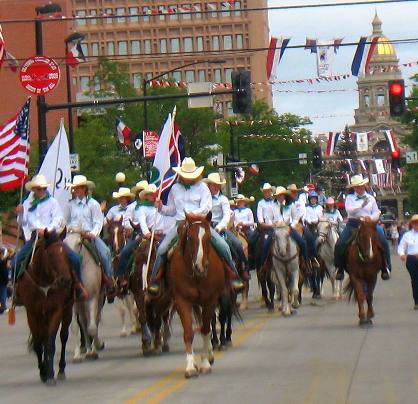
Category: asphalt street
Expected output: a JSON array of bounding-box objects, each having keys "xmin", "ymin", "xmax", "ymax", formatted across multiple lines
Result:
[{"xmin": 1, "ymin": 254, "xmax": 418, "ymax": 404}]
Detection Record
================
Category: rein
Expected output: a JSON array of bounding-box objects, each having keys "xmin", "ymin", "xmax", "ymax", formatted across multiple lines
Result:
[{"xmin": 271, "ymin": 230, "xmax": 298, "ymax": 271}]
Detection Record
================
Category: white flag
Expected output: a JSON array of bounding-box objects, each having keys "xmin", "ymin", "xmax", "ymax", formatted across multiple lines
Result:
[
  {"xmin": 316, "ymin": 42, "xmax": 334, "ymax": 77},
  {"xmin": 374, "ymin": 159, "xmax": 385, "ymax": 175},
  {"xmin": 356, "ymin": 132, "xmax": 368, "ymax": 152},
  {"xmin": 38, "ymin": 120, "xmax": 72, "ymax": 206}
]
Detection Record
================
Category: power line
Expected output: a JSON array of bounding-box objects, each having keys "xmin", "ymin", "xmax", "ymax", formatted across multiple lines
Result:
[{"xmin": 0, "ymin": 0, "xmax": 417, "ymax": 24}]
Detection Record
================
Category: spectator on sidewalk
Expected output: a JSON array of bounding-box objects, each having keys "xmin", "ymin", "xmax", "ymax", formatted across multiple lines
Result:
[
  {"xmin": 390, "ymin": 221, "xmax": 400, "ymax": 249},
  {"xmin": 0, "ymin": 248, "xmax": 10, "ymax": 314}
]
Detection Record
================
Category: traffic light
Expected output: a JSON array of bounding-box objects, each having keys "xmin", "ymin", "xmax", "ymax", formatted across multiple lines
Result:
[
  {"xmin": 391, "ymin": 148, "xmax": 401, "ymax": 170},
  {"xmin": 312, "ymin": 146, "xmax": 322, "ymax": 170},
  {"xmin": 388, "ymin": 80, "xmax": 405, "ymax": 117},
  {"xmin": 232, "ymin": 70, "xmax": 252, "ymax": 114}
]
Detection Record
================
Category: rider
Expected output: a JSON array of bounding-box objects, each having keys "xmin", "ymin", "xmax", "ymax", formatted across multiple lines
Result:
[
  {"xmin": 147, "ymin": 157, "xmax": 245, "ymax": 295},
  {"xmin": 233, "ymin": 194, "xmax": 255, "ymax": 240},
  {"xmin": 323, "ymin": 197, "xmax": 344, "ymax": 226},
  {"xmin": 106, "ymin": 187, "xmax": 135, "ymax": 232},
  {"xmin": 205, "ymin": 173, "xmax": 250, "ymax": 281},
  {"xmin": 65, "ymin": 175, "xmax": 115, "ymax": 296},
  {"xmin": 129, "ymin": 180, "xmax": 149, "ymax": 219},
  {"xmin": 334, "ymin": 175, "xmax": 391, "ymax": 281},
  {"xmin": 13, "ymin": 174, "xmax": 88, "ymax": 299},
  {"xmin": 304, "ymin": 191, "xmax": 323, "ymax": 237}
]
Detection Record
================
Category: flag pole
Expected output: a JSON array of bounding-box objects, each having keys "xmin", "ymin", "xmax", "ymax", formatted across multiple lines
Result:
[
  {"xmin": 144, "ymin": 107, "xmax": 177, "ymax": 290},
  {"xmin": 52, "ymin": 119, "xmax": 64, "ymax": 197}
]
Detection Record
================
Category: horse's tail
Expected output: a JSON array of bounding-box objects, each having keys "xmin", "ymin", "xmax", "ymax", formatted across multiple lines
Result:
[{"xmin": 344, "ymin": 278, "xmax": 356, "ymax": 302}]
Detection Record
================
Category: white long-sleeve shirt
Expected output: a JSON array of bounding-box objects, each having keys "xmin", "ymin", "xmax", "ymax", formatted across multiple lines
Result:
[
  {"xmin": 345, "ymin": 193, "xmax": 380, "ymax": 221},
  {"xmin": 305, "ymin": 204, "xmax": 324, "ymax": 225},
  {"xmin": 211, "ymin": 192, "xmax": 231, "ymax": 231},
  {"xmin": 106, "ymin": 204, "xmax": 133, "ymax": 229},
  {"xmin": 161, "ymin": 181, "xmax": 212, "ymax": 221},
  {"xmin": 20, "ymin": 194, "xmax": 64, "ymax": 235},
  {"xmin": 290, "ymin": 198, "xmax": 306, "ymax": 226},
  {"xmin": 271, "ymin": 202, "xmax": 292, "ymax": 225},
  {"xmin": 324, "ymin": 209, "xmax": 344, "ymax": 224},
  {"xmin": 398, "ymin": 230, "xmax": 418, "ymax": 256},
  {"xmin": 133, "ymin": 205, "xmax": 165, "ymax": 236},
  {"xmin": 257, "ymin": 199, "xmax": 275, "ymax": 225},
  {"xmin": 234, "ymin": 207, "xmax": 255, "ymax": 227},
  {"xmin": 65, "ymin": 196, "xmax": 104, "ymax": 237}
]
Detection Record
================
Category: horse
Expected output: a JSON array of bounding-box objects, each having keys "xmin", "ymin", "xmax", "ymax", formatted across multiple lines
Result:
[
  {"xmin": 65, "ymin": 228, "xmax": 105, "ymax": 362},
  {"xmin": 233, "ymin": 226, "xmax": 250, "ymax": 310},
  {"xmin": 170, "ymin": 212, "xmax": 226, "ymax": 378},
  {"xmin": 317, "ymin": 217, "xmax": 342, "ymax": 299},
  {"xmin": 15, "ymin": 229, "xmax": 73, "ymax": 385},
  {"xmin": 130, "ymin": 238, "xmax": 172, "ymax": 355},
  {"xmin": 106, "ymin": 218, "xmax": 140, "ymax": 337},
  {"xmin": 344, "ymin": 220, "xmax": 382, "ymax": 327},
  {"xmin": 270, "ymin": 224, "xmax": 300, "ymax": 317}
]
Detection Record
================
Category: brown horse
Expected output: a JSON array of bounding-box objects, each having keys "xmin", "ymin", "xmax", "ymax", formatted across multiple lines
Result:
[
  {"xmin": 16, "ymin": 229, "xmax": 73, "ymax": 385},
  {"xmin": 345, "ymin": 220, "xmax": 382, "ymax": 327},
  {"xmin": 170, "ymin": 212, "xmax": 225, "ymax": 378}
]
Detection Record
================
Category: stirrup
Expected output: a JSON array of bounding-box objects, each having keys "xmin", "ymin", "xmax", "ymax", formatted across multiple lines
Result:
[
  {"xmin": 231, "ymin": 279, "xmax": 245, "ymax": 292},
  {"xmin": 335, "ymin": 269, "xmax": 345, "ymax": 281},
  {"xmin": 148, "ymin": 282, "xmax": 160, "ymax": 296}
]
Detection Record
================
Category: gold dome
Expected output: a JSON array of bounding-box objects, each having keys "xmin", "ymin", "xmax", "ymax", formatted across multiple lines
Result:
[{"xmin": 375, "ymin": 36, "xmax": 396, "ymax": 56}]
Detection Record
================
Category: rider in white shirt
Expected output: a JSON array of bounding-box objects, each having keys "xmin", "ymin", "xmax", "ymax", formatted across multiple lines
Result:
[
  {"xmin": 233, "ymin": 194, "xmax": 255, "ymax": 237},
  {"xmin": 106, "ymin": 187, "xmax": 134, "ymax": 230},
  {"xmin": 323, "ymin": 197, "xmax": 344, "ymax": 225},
  {"xmin": 335, "ymin": 175, "xmax": 391, "ymax": 281}
]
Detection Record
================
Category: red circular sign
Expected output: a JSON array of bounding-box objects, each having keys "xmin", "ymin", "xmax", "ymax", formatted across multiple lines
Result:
[{"xmin": 19, "ymin": 56, "xmax": 60, "ymax": 95}]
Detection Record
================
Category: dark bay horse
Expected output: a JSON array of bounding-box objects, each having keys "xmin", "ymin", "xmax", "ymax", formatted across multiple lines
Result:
[
  {"xmin": 170, "ymin": 212, "xmax": 225, "ymax": 378},
  {"xmin": 16, "ymin": 229, "xmax": 73, "ymax": 385},
  {"xmin": 345, "ymin": 220, "xmax": 382, "ymax": 327}
]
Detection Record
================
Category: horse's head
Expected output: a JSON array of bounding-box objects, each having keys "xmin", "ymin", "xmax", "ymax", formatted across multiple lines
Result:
[
  {"xmin": 183, "ymin": 212, "xmax": 211, "ymax": 277},
  {"xmin": 273, "ymin": 222, "xmax": 291, "ymax": 258},
  {"xmin": 356, "ymin": 219, "xmax": 380, "ymax": 261},
  {"xmin": 107, "ymin": 218, "xmax": 125, "ymax": 254},
  {"xmin": 317, "ymin": 217, "xmax": 331, "ymax": 245}
]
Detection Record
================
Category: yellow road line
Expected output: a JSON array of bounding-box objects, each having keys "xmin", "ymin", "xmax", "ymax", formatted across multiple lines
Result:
[{"xmin": 144, "ymin": 377, "xmax": 188, "ymax": 404}]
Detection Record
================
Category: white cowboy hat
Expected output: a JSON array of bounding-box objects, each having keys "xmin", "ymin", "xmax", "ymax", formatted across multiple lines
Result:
[
  {"xmin": 274, "ymin": 186, "xmax": 290, "ymax": 196},
  {"xmin": 347, "ymin": 174, "xmax": 369, "ymax": 188},
  {"xmin": 173, "ymin": 157, "xmax": 204, "ymax": 179},
  {"xmin": 204, "ymin": 172, "xmax": 226, "ymax": 185},
  {"xmin": 287, "ymin": 184, "xmax": 301, "ymax": 192},
  {"xmin": 131, "ymin": 180, "xmax": 149, "ymax": 194},
  {"xmin": 260, "ymin": 183, "xmax": 273, "ymax": 191},
  {"xmin": 112, "ymin": 187, "xmax": 134, "ymax": 200},
  {"xmin": 138, "ymin": 184, "xmax": 158, "ymax": 199},
  {"xmin": 25, "ymin": 174, "xmax": 50, "ymax": 191},
  {"xmin": 66, "ymin": 175, "xmax": 95, "ymax": 189},
  {"xmin": 234, "ymin": 194, "xmax": 255, "ymax": 203}
]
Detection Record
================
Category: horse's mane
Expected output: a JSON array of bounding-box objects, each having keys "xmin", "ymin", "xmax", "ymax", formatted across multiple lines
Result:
[{"xmin": 43, "ymin": 230, "xmax": 64, "ymax": 248}]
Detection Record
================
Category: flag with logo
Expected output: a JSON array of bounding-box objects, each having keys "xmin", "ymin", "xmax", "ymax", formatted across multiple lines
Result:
[
  {"xmin": 116, "ymin": 117, "xmax": 132, "ymax": 145},
  {"xmin": 143, "ymin": 130, "xmax": 159, "ymax": 159},
  {"xmin": 66, "ymin": 42, "xmax": 86, "ymax": 67},
  {"xmin": 0, "ymin": 98, "xmax": 31, "ymax": 191},
  {"xmin": 356, "ymin": 132, "xmax": 368, "ymax": 152}
]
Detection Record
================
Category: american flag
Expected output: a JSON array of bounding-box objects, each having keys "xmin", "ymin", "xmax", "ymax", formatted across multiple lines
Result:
[
  {"xmin": 0, "ymin": 99, "xmax": 31, "ymax": 191},
  {"xmin": 0, "ymin": 24, "xmax": 5, "ymax": 67}
]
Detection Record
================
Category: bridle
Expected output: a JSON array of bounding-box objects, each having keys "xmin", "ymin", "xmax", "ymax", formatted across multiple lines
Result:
[
  {"xmin": 271, "ymin": 226, "xmax": 298, "ymax": 270},
  {"xmin": 184, "ymin": 220, "xmax": 209, "ymax": 278}
]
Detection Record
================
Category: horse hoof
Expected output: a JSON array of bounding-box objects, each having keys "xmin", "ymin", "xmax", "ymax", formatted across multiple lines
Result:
[
  {"xmin": 46, "ymin": 378, "xmax": 57, "ymax": 387},
  {"xmin": 57, "ymin": 372, "xmax": 66, "ymax": 381},
  {"xmin": 72, "ymin": 356, "xmax": 83, "ymax": 364},
  {"xmin": 292, "ymin": 303, "xmax": 300, "ymax": 309},
  {"xmin": 86, "ymin": 352, "xmax": 99, "ymax": 360},
  {"xmin": 268, "ymin": 306, "xmax": 275, "ymax": 313},
  {"xmin": 143, "ymin": 347, "xmax": 153, "ymax": 357},
  {"xmin": 225, "ymin": 340, "xmax": 232, "ymax": 348},
  {"xmin": 200, "ymin": 366, "xmax": 212, "ymax": 375},
  {"xmin": 120, "ymin": 331, "xmax": 128, "ymax": 338},
  {"xmin": 218, "ymin": 344, "xmax": 226, "ymax": 351},
  {"xmin": 209, "ymin": 355, "xmax": 215, "ymax": 365},
  {"xmin": 282, "ymin": 311, "xmax": 291, "ymax": 317},
  {"xmin": 367, "ymin": 319, "xmax": 373, "ymax": 325},
  {"xmin": 185, "ymin": 368, "xmax": 199, "ymax": 379},
  {"xmin": 96, "ymin": 341, "xmax": 105, "ymax": 351},
  {"xmin": 162, "ymin": 345, "xmax": 170, "ymax": 353}
]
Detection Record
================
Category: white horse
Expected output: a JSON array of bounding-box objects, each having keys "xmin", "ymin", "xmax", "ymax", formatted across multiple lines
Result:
[
  {"xmin": 65, "ymin": 229, "xmax": 105, "ymax": 361},
  {"xmin": 270, "ymin": 224, "xmax": 300, "ymax": 317},
  {"xmin": 317, "ymin": 217, "xmax": 342, "ymax": 299},
  {"xmin": 116, "ymin": 293, "xmax": 140, "ymax": 337}
]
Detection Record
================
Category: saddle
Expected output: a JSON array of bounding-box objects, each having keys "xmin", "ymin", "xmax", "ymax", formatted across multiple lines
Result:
[
  {"xmin": 17, "ymin": 239, "xmax": 42, "ymax": 279},
  {"xmin": 81, "ymin": 239, "xmax": 101, "ymax": 267}
]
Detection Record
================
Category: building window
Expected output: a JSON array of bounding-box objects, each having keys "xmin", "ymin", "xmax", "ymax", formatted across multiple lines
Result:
[
  {"xmin": 80, "ymin": 76, "xmax": 90, "ymax": 92},
  {"xmin": 169, "ymin": 5, "xmax": 178, "ymax": 20},
  {"xmin": 198, "ymin": 70, "xmax": 206, "ymax": 82},
  {"xmin": 197, "ymin": 37, "xmax": 204, "ymax": 51},
  {"xmin": 158, "ymin": 39, "xmax": 167, "ymax": 53},
  {"xmin": 133, "ymin": 73, "xmax": 142, "ymax": 89},
  {"xmin": 184, "ymin": 37, "xmax": 193, "ymax": 52},
  {"xmin": 91, "ymin": 42, "xmax": 99, "ymax": 56},
  {"xmin": 144, "ymin": 40, "xmax": 152, "ymax": 54},
  {"xmin": 76, "ymin": 10, "xmax": 86, "ymax": 26},
  {"xmin": 185, "ymin": 70, "xmax": 195, "ymax": 82},
  {"xmin": 145, "ymin": 72, "xmax": 153, "ymax": 80},
  {"xmin": 118, "ymin": 41, "xmax": 127, "ymax": 55},
  {"xmin": 81, "ymin": 43, "xmax": 88, "ymax": 57},
  {"xmin": 89, "ymin": 10, "xmax": 97, "ymax": 25},
  {"xmin": 236, "ymin": 34, "xmax": 243, "ymax": 49},
  {"xmin": 214, "ymin": 68, "xmax": 222, "ymax": 82},
  {"xmin": 107, "ymin": 42, "xmax": 115, "ymax": 56},
  {"xmin": 171, "ymin": 38, "xmax": 180, "ymax": 53},
  {"xmin": 208, "ymin": 3, "xmax": 217, "ymax": 17},
  {"xmin": 182, "ymin": 4, "xmax": 191, "ymax": 19},
  {"xmin": 227, "ymin": 101, "xmax": 235, "ymax": 116},
  {"xmin": 225, "ymin": 68, "xmax": 233, "ymax": 83},
  {"xmin": 172, "ymin": 71, "xmax": 182, "ymax": 82},
  {"xmin": 223, "ymin": 35, "xmax": 232, "ymax": 50},
  {"xmin": 131, "ymin": 40, "xmax": 140, "ymax": 55},
  {"xmin": 234, "ymin": 1, "xmax": 241, "ymax": 16},
  {"xmin": 364, "ymin": 95, "xmax": 370, "ymax": 108},
  {"xmin": 377, "ymin": 94, "xmax": 385, "ymax": 106},
  {"xmin": 143, "ymin": 7, "xmax": 150, "ymax": 22},
  {"xmin": 129, "ymin": 7, "xmax": 139, "ymax": 23},
  {"xmin": 194, "ymin": 3, "xmax": 202, "ymax": 18},
  {"xmin": 158, "ymin": 5, "xmax": 166, "ymax": 21},
  {"xmin": 93, "ymin": 77, "xmax": 100, "ymax": 91},
  {"xmin": 221, "ymin": 2, "xmax": 230, "ymax": 17},
  {"xmin": 212, "ymin": 36, "xmax": 220, "ymax": 51},
  {"xmin": 116, "ymin": 8, "xmax": 126, "ymax": 23},
  {"xmin": 105, "ymin": 8, "xmax": 113, "ymax": 24}
]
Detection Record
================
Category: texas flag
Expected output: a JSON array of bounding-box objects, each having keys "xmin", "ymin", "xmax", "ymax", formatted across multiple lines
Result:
[
  {"xmin": 66, "ymin": 42, "xmax": 86, "ymax": 67},
  {"xmin": 115, "ymin": 117, "xmax": 132, "ymax": 145}
]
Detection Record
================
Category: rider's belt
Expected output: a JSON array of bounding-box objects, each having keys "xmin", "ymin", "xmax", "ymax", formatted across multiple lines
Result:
[{"xmin": 347, "ymin": 218, "xmax": 361, "ymax": 226}]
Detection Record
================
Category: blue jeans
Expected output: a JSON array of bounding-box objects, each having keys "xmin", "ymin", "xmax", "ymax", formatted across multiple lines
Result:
[
  {"xmin": 117, "ymin": 239, "xmax": 139, "ymax": 276},
  {"xmin": 304, "ymin": 226, "xmax": 317, "ymax": 257},
  {"xmin": 0, "ymin": 285, "xmax": 7, "ymax": 314},
  {"xmin": 93, "ymin": 237, "xmax": 113, "ymax": 277},
  {"xmin": 406, "ymin": 255, "xmax": 418, "ymax": 304},
  {"xmin": 12, "ymin": 239, "xmax": 34, "ymax": 278},
  {"xmin": 224, "ymin": 230, "xmax": 248, "ymax": 266}
]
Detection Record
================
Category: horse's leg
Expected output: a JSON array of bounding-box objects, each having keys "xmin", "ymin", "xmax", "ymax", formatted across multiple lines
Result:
[
  {"xmin": 351, "ymin": 276, "xmax": 366, "ymax": 325},
  {"xmin": 225, "ymin": 296, "xmax": 233, "ymax": 346},
  {"xmin": 366, "ymin": 278, "xmax": 377, "ymax": 322},
  {"xmin": 291, "ymin": 266, "xmax": 300, "ymax": 310},
  {"xmin": 86, "ymin": 299, "xmax": 99, "ymax": 359},
  {"xmin": 45, "ymin": 310, "xmax": 62, "ymax": 386},
  {"xmin": 219, "ymin": 298, "xmax": 227, "ymax": 348},
  {"xmin": 58, "ymin": 304, "xmax": 72, "ymax": 381},
  {"xmin": 276, "ymin": 267, "xmax": 290, "ymax": 316},
  {"xmin": 32, "ymin": 335, "xmax": 47, "ymax": 383},
  {"xmin": 240, "ymin": 280, "xmax": 249, "ymax": 310},
  {"xmin": 138, "ymin": 293, "xmax": 153, "ymax": 356},
  {"xmin": 176, "ymin": 297, "xmax": 198, "ymax": 378},
  {"xmin": 211, "ymin": 313, "xmax": 219, "ymax": 350},
  {"xmin": 117, "ymin": 297, "xmax": 129, "ymax": 337},
  {"xmin": 162, "ymin": 308, "xmax": 171, "ymax": 353},
  {"xmin": 128, "ymin": 294, "xmax": 140, "ymax": 334},
  {"xmin": 200, "ymin": 299, "xmax": 218, "ymax": 374},
  {"xmin": 71, "ymin": 307, "xmax": 83, "ymax": 363},
  {"xmin": 257, "ymin": 268, "xmax": 269, "ymax": 308},
  {"xmin": 267, "ymin": 275, "xmax": 275, "ymax": 312}
]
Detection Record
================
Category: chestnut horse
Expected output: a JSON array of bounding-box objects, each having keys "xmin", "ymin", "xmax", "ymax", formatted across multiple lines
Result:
[
  {"xmin": 345, "ymin": 220, "xmax": 382, "ymax": 327},
  {"xmin": 170, "ymin": 212, "xmax": 225, "ymax": 378},
  {"xmin": 16, "ymin": 229, "xmax": 73, "ymax": 385}
]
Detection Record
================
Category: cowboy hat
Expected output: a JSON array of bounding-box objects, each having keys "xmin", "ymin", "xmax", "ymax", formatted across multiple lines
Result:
[
  {"xmin": 260, "ymin": 183, "xmax": 273, "ymax": 192},
  {"xmin": 274, "ymin": 186, "xmax": 290, "ymax": 196},
  {"xmin": 287, "ymin": 184, "xmax": 301, "ymax": 192},
  {"xmin": 326, "ymin": 197, "xmax": 335, "ymax": 205},
  {"xmin": 172, "ymin": 157, "xmax": 204, "ymax": 179},
  {"xmin": 138, "ymin": 184, "xmax": 158, "ymax": 199},
  {"xmin": 204, "ymin": 172, "xmax": 226, "ymax": 185},
  {"xmin": 112, "ymin": 187, "xmax": 134, "ymax": 200},
  {"xmin": 25, "ymin": 174, "xmax": 50, "ymax": 192},
  {"xmin": 66, "ymin": 175, "xmax": 95, "ymax": 189},
  {"xmin": 234, "ymin": 194, "xmax": 255, "ymax": 203},
  {"xmin": 410, "ymin": 214, "xmax": 418, "ymax": 223},
  {"xmin": 131, "ymin": 180, "xmax": 149, "ymax": 194},
  {"xmin": 347, "ymin": 174, "xmax": 369, "ymax": 188}
]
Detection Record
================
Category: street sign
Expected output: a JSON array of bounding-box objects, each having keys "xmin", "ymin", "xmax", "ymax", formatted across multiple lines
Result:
[
  {"xmin": 299, "ymin": 153, "xmax": 308, "ymax": 165},
  {"xmin": 188, "ymin": 82, "xmax": 213, "ymax": 108},
  {"xmin": 405, "ymin": 151, "xmax": 417, "ymax": 164},
  {"xmin": 19, "ymin": 56, "xmax": 60, "ymax": 96},
  {"xmin": 69, "ymin": 153, "xmax": 80, "ymax": 172}
]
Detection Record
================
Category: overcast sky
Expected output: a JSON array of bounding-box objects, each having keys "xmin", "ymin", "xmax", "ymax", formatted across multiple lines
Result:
[{"xmin": 267, "ymin": 0, "xmax": 418, "ymax": 134}]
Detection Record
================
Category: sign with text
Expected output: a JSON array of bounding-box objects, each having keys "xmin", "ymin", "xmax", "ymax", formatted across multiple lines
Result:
[
  {"xmin": 69, "ymin": 153, "xmax": 80, "ymax": 172},
  {"xmin": 405, "ymin": 151, "xmax": 417, "ymax": 164},
  {"xmin": 143, "ymin": 130, "xmax": 159, "ymax": 159}
]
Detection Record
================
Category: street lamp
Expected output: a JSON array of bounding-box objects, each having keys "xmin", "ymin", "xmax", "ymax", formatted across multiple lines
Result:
[{"xmin": 65, "ymin": 32, "xmax": 85, "ymax": 153}]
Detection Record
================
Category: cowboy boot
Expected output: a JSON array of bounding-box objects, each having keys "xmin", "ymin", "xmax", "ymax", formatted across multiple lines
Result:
[
  {"xmin": 335, "ymin": 267, "xmax": 345, "ymax": 281},
  {"xmin": 74, "ymin": 281, "xmax": 89, "ymax": 301},
  {"xmin": 102, "ymin": 273, "xmax": 116, "ymax": 303},
  {"xmin": 225, "ymin": 265, "xmax": 245, "ymax": 292},
  {"xmin": 148, "ymin": 265, "xmax": 164, "ymax": 296}
]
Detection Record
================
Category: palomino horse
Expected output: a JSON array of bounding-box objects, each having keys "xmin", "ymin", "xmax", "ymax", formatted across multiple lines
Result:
[
  {"xmin": 130, "ymin": 238, "xmax": 172, "ymax": 355},
  {"xmin": 317, "ymin": 217, "xmax": 342, "ymax": 299},
  {"xmin": 270, "ymin": 224, "xmax": 300, "ymax": 317},
  {"xmin": 106, "ymin": 219, "xmax": 140, "ymax": 337},
  {"xmin": 170, "ymin": 212, "xmax": 225, "ymax": 378},
  {"xmin": 65, "ymin": 229, "xmax": 105, "ymax": 361},
  {"xmin": 16, "ymin": 229, "xmax": 73, "ymax": 385},
  {"xmin": 345, "ymin": 220, "xmax": 382, "ymax": 327}
]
